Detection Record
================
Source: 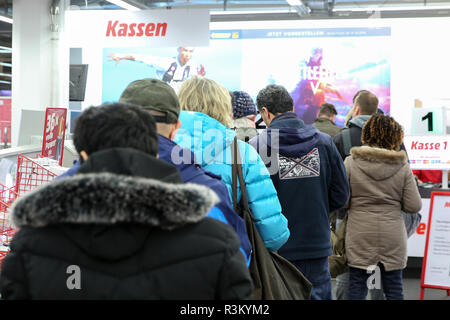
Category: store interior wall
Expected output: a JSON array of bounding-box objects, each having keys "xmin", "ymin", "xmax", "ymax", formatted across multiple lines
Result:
[
  {"xmin": 11, "ymin": 0, "xmax": 70, "ymax": 148},
  {"xmin": 11, "ymin": 8, "xmax": 450, "ymax": 146},
  {"xmin": 66, "ymin": 16, "xmax": 450, "ymax": 136}
]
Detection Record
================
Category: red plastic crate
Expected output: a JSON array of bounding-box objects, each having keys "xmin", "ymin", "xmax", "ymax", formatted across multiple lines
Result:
[
  {"xmin": 15, "ymin": 154, "xmax": 58, "ymax": 195},
  {"xmin": 0, "ymin": 183, "xmax": 19, "ymax": 268},
  {"xmin": 0, "ymin": 155, "xmax": 59, "ymax": 268}
]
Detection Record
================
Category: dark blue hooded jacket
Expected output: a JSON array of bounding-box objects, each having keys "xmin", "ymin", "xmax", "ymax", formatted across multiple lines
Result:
[
  {"xmin": 158, "ymin": 134, "xmax": 251, "ymax": 265},
  {"xmin": 250, "ymin": 112, "xmax": 349, "ymax": 261}
]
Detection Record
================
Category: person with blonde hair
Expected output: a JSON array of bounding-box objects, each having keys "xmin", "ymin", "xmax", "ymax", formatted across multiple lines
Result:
[
  {"xmin": 344, "ymin": 114, "xmax": 422, "ymax": 300},
  {"xmin": 175, "ymin": 76, "xmax": 290, "ymax": 252}
]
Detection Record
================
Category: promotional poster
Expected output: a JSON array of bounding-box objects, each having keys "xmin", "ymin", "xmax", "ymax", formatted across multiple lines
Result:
[
  {"xmin": 41, "ymin": 108, "xmax": 67, "ymax": 165},
  {"xmin": 0, "ymin": 98, "xmax": 11, "ymax": 145},
  {"xmin": 102, "ymin": 27, "xmax": 391, "ymax": 127}
]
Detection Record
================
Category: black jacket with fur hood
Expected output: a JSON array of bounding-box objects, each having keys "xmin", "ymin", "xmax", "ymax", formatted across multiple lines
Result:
[{"xmin": 0, "ymin": 148, "xmax": 252, "ymax": 300}]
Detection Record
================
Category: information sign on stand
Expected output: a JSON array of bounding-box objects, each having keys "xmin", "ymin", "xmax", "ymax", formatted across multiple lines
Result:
[
  {"xmin": 420, "ymin": 191, "xmax": 450, "ymax": 299},
  {"xmin": 411, "ymin": 106, "xmax": 448, "ymax": 135},
  {"xmin": 41, "ymin": 108, "xmax": 67, "ymax": 166}
]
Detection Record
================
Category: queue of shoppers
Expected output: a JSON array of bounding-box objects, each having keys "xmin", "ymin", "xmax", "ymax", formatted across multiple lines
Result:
[{"xmin": 0, "ymin": 76, "xmax": 422, "ymax": 301}]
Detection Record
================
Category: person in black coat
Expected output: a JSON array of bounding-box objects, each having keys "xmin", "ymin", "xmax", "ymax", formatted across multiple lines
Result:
[{"xmin": 0, "ymin": 102, "xmax": 252, "ymax": 300}]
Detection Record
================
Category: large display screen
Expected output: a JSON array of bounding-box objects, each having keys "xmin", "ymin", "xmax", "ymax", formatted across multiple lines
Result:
[{"xmin": 102, "ymin": 26, "xmax": 391, "ymax": 127}]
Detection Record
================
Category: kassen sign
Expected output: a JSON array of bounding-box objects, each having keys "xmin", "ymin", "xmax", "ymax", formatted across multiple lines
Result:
[
  {"xmin": 404, "ymin": 135, "xmax": 450, "ymax": 170},
  {"xmin": 41, "ymin": 108, "xmax": 67, "ymax": 166},
  {"xmin": 65, "ymin": 9, "xmax": 210, "ymax": 48}
]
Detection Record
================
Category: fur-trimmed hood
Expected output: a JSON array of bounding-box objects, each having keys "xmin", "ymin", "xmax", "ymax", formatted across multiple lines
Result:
[
  {"xmin": 8, "ymin": 147, "xmax": 222, "ymax": 261},
  {"xmin": 350, "ymin": 145, "xmax": 408, "ymax": 181},
  {"xmin": 10, "ymin": 172, "xmax": 218, "ymax": 229}
]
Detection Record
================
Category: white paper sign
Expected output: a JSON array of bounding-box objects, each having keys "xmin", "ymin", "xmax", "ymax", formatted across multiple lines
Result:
[
  {"xmin": 411, "ymin": 107, "xmax": 448, "ymax": 135},
  {"xmin": 407, "ymin": 198, "xmax": 430, "ymax": 257},
  {"xmin": 65, "ymin": 9, "xmax": 210, "ymax": 47},
  {"xmin": 403, "ymin": 135, "xmax": 450, "ymax": 170},
  {"xmin": 423, "ymin": 193, "xmax": 450, "ymax": 289}
]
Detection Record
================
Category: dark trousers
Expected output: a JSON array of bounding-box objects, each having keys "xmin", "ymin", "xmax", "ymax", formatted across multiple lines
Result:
[
  {"xmin": 292, "ymin": 257, "xmax": 332, "ymax": 300},
  {"xmin": 348, "ymin": 264, "xmax": 404, "ymax": 300}
]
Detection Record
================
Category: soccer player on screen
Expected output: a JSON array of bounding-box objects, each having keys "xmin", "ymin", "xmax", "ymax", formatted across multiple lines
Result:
[{"xmin": 108, "ymin": 46, "xmax": 205, "ymax": 93}]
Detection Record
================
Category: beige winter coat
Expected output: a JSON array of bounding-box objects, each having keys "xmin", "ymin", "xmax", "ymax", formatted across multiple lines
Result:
[{"xmin": 344, "ymin": 146, "xmax": 422, "ymax": 271}]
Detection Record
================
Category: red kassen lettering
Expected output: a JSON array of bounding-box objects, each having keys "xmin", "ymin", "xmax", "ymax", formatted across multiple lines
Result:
[
  {"xmin": 137, "ymin": 23, "xmax": 145, "ymax": 36},
  {"xmin": 106, "ymin": 20, "xmax": 118, "ymax": 36},
  {"xmin": 106, "ymin": 21, "xmax": 167, "ymax": 37},
  {"xmin": 416, "ymin": 223, "xmax": 426, "ymax": 235},
  {"xmin": 128, "ymin": 23, "xmax": 136, "ymax": 36},
  {"xmin": 156, "ymin": 22, "xmax": 167, "ymax": 36},
  {"xmin": 145, "ymin": 23, "xmax": 155, "ymax": 36},
  {"xmin": 118, "ymin": 23, "xmax": 127, "ymax": 37},
  {"xmin": 411, "ymin": 141, "xmax": 418, "ymax": 150}
]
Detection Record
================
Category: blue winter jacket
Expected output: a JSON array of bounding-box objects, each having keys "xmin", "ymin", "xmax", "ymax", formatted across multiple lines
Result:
[
  {"xmin": 250, "ymin": 112, "xmax": 349, "ymax": 260},
  {"xmin": 175, "ymin": 111, "xmax": 290, "ymax": 252},
  {"xmin": 158, "ymin": 134, "xmax": 251, "ymax": 265}
]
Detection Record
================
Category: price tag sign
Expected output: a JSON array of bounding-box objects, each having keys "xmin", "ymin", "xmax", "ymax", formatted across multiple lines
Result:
[
  {"xmin": 411, "ymin": 107, "xmax": 447, "ymax": 135},
  {"xmin": 41, "ymin": 108, "xmax": 67, "ymax": 165}
]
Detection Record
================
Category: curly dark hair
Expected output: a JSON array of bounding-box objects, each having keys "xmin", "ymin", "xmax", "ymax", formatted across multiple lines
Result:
[
  {"xmin": 361, "ymin": 114, "xmax": 404, "ymax": 151},
  {"xmin": 256, "ymin": 84, "xmax": 293, "ymax": 115}
]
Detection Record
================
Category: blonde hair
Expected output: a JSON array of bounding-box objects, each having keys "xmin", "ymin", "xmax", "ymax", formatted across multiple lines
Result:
[
  {"xmin": 178, "ymin": 76, "xmax": 233, "ymax": 127},
  {"xmin": 344, "ymin": 106, "xmax": 355, "ymax": 127}
]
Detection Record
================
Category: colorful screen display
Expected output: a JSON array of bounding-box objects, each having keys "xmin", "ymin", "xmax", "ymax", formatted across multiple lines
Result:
[{"xmin": 102, "ymin": 27, "xmax": 391, "ymax": 128}]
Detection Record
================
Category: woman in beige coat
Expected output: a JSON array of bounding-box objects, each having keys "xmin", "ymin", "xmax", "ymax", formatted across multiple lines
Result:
[{"xmin": 344, "ymin": 114, "xmax": 422, "ymax": 300}]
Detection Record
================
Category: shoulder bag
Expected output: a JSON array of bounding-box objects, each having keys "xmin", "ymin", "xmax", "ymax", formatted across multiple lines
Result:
[{"xmin": 231, "ymin": 137, "xmax": 312, "ymax": 300}]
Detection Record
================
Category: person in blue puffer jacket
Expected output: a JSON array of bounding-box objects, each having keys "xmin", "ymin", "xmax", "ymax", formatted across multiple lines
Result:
[{"xmin": 175, "ymin": 76, "xmax": 290, "ymax": 252}]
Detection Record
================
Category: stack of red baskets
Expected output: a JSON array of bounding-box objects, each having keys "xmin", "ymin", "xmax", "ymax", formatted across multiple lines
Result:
[
  {"xmin": 0, "ymin": 154, "xmax": 58, "ymax": 268},
  {"xmin": 0, "ymin": 183, "xmax": 18, "ymax": 268}
]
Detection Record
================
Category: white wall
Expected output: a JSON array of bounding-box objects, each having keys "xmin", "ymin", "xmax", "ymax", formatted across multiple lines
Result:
[
  {"xmin": 67, "ymin": 15, "xmax": 450, "ymax": 135},
  {"xmin": 212, "ymin": 18, "xmax": 450, "ymax": 135},
  {"xmin": 12, "ymin": 0, "xmax": 70, "ymax": 147}
]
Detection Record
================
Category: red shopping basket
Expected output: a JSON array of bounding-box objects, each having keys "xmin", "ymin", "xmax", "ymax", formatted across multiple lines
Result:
[
  {"xmin": 15, "ymin": 154, "xmax": 58, "ymax": 195},
  {"xmin": 0, "ymin": 155, "xmax": 58, "ymax": 268},
  {"xmin": 0, "ymin": 183, "xmax": 19, "ymax": 268}
]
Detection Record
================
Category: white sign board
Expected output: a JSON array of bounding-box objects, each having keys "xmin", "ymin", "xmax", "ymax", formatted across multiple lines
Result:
[
  {"xmin": 411, "ymin": 106, "xmax": 449, "ymax": 135},
  {"xmin": 65, "ymin": 9, "xmax": 210, "ymax": 47},
  {"xmin": 421, "ymin": 192, "xmax": 450, "ymax": 290},
  {"xmin": 407, "ymin": 198, "xmax": 430, "ymax": 257},
  {"xmin": 403, "ymin": 135, "xmax": 450, "ymax": 170}
]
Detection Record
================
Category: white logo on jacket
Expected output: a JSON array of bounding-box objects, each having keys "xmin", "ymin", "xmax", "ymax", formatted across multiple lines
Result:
[{"xmin": 278, "ymin": 148, "xmax": 320, "ymax": 180}]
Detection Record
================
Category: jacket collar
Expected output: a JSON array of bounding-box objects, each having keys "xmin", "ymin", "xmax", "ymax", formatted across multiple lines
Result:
[
  {"xmin": 349, "ymin": 115, "xmax": 371, "ymax": 129},
  {"xmin": 176, "ymin": 111, "xmax": 236, "ymax": 166},
  {"xmin": 314, "ymin": 117, "xmax": 336, "ymax": 125},
  {"xmin": 269, "ymin": 112, "xmax": 305, "ymax": 129},
  {"xmin": 258, "ymin": 112, "xmax": 322, "ymax": 158},
  {"xmin": 158, "ymin": 134, "xmax": 221, "ymax": 182},
  {"xmin": 351, "ymin": 145, "xmax": 408, "ymax": 164},
  {"xmin": 11, "ymin": 148, "xmax": 218, "ymax": 229},
  {"xmin": 77, "ymin": 147, "xmax": 181, "ymax": 183}
]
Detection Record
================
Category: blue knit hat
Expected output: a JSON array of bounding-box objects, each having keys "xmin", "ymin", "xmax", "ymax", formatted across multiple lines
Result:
[{"xmin": 232, "ymin": 91, "xmax": 257, "ymax": 119}]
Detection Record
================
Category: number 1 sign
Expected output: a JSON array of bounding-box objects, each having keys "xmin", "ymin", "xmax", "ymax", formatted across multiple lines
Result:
[{"xmin": 412, "ymin": 106, "xmax": 448, "ymax": 135}]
